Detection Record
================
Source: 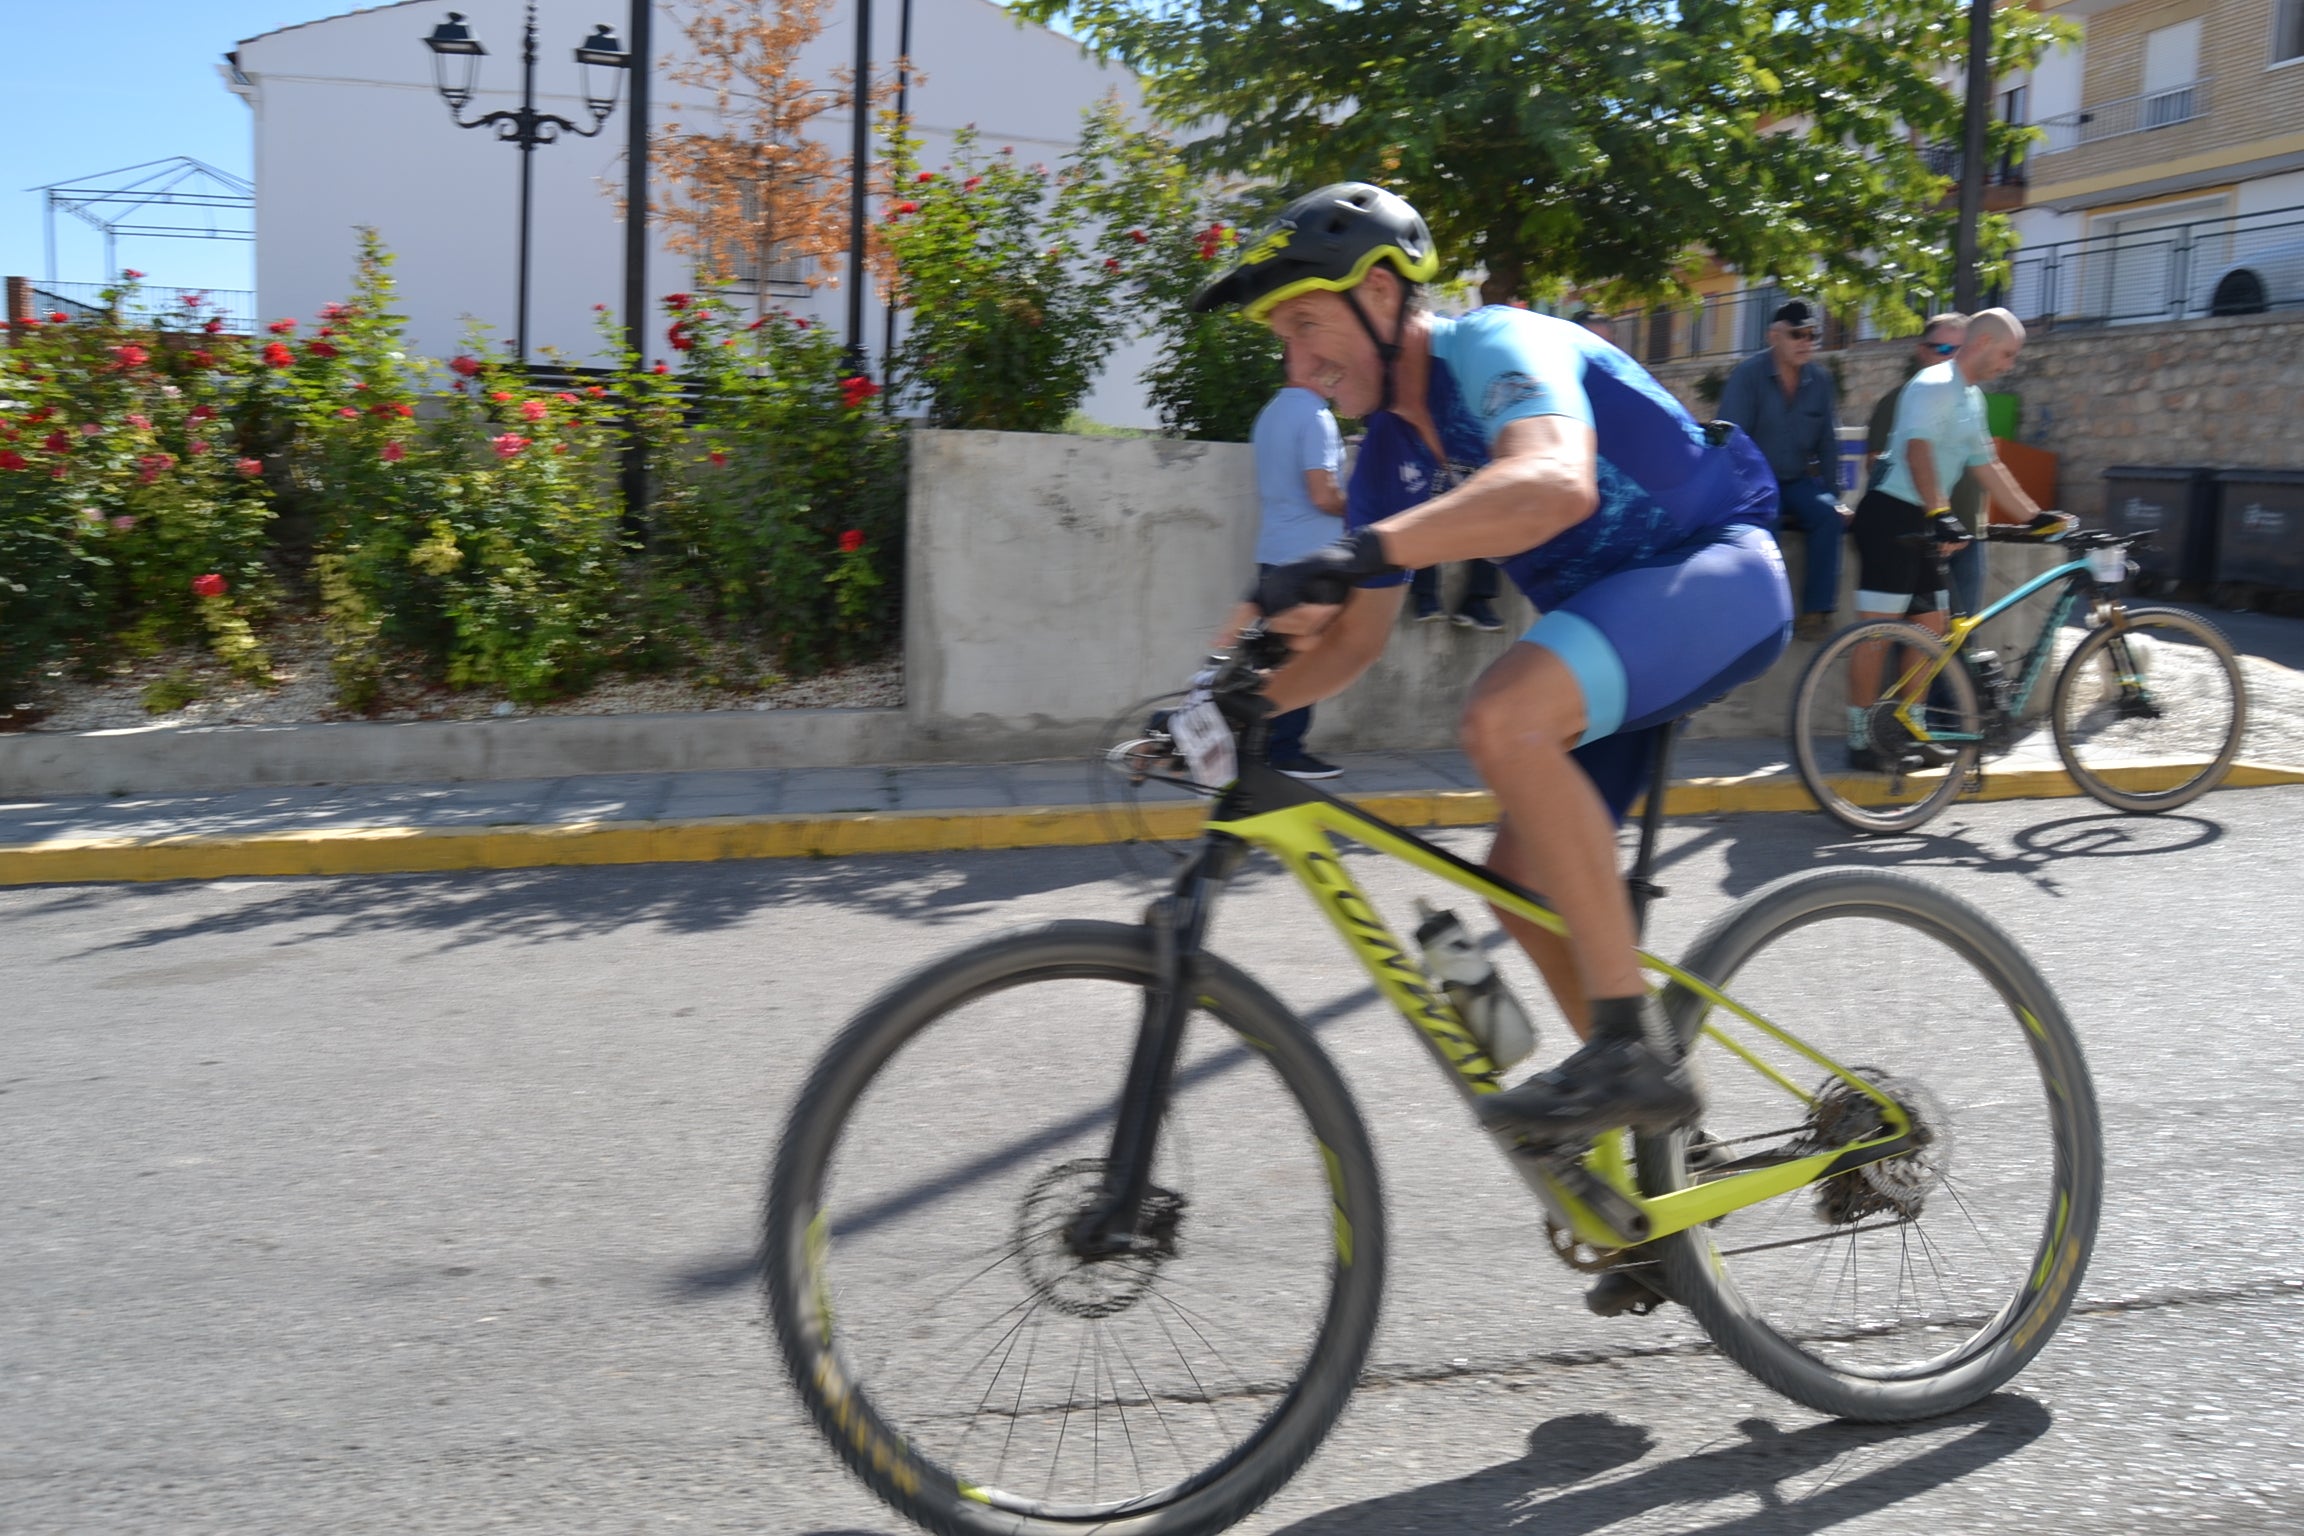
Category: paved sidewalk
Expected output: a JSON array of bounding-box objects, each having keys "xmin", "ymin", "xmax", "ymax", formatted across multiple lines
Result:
[{"xmin": 6, "ymin": 731, "xmax": 2302, "ymax": 887}]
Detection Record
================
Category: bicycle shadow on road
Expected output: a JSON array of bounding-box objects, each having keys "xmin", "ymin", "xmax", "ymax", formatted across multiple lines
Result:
[
  {"xmin": 1697, "ymin": 807, "xmax": 2225, "ymax": 902},
  {"xmin": 1270, "ymin": 1393, "xmax": 2050, "ymax": 1536}
]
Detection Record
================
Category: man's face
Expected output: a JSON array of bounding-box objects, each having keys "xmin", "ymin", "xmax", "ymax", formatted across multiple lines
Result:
[
  {"xmin": 1769, "ymin": 319, "xmax": 1818, "ymax": 368},
  {"xmin": 1266, "ymin": 282, "xmax": 1390, "ymax": 416},
  {"xmin": 1961, "ymin": 331, "xmax": 2024, "ymax": 384},
  {"xmin": 1914, "ymin": 324, "xmax": 1965, "ymax": 368}
]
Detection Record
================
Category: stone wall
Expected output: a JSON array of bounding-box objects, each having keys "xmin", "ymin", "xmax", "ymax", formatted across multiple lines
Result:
[{"xmin": 1647, "ymin": 309, "xmax": 2304, "ymax": 521}]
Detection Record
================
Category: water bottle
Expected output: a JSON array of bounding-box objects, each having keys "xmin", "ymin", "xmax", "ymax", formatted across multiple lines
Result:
[{"xmin": 1413, "ymin": 900, "xmax": 1536, "ymax": 1068}]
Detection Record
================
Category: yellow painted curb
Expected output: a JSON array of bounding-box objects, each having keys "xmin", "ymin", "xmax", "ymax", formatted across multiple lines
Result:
[{"xmin": 3, "ymin": 761, "xmax": 2299, "ymax": 887}]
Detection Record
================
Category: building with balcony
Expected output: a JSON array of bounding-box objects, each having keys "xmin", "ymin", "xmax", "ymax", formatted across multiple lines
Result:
[{"xmin": 2004, "ymin": 0, "xmax": 2304, "ymax": 320}]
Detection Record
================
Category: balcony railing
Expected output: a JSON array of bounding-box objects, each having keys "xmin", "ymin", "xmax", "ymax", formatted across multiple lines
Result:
[
  {"xmin": 21, "ymin": 280, "xmax": 257, "ymax": 335},
  {"xmin": 1919, "ymin": 142, "xmax": 2027, "ymax": 188},
  {"xmin": 2035, "ymin": 79, "xmax": 2210, "ymax": 156}
]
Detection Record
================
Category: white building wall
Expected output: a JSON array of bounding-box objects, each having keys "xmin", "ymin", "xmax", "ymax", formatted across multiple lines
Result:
[{"xmin": 230, "ymin": 0, "xmax": 1161, "ymax": 422}]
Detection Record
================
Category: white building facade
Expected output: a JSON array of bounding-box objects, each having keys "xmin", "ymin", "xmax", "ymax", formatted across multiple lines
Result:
[{"xmin": 224, "ymin": 0, "xmax": 1161, "ymax": 422}]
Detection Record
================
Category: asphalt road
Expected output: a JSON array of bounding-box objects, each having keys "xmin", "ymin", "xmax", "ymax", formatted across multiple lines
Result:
[{"xmin": 6, "ymin": 788, "xmax": 2303, "ymax": 1534}]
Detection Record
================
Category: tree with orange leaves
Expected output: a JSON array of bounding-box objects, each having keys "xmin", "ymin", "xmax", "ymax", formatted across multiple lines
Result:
[{"xmin": 653, "ymin": 0, "xmax": 897, "ymax": 321}]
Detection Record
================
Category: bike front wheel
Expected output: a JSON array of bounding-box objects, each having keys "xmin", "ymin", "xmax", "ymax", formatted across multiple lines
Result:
[
  {"xmin": 1789, "ymin": 620, "xmax": 1983, "ymax": 835},
  {"xmin": 2051, "ymin": 604, "xmax": 2248, "ymax": 814},
  {"xmin": 764, "ymin": 921, "xmax": 1384, "ymax": 1536},
  {"xmin": 1641, "ymin": 870, "xmax": 2103, "ymax": 1422}
]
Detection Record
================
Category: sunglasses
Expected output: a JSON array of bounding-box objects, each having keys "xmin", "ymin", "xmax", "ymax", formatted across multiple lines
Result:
[
  {"xmin": 1926, "ymin": 341, "xmax": 1959, "ymax": 355},
  {"xmin": 1785, "ymin": 327, "xmax": 1818, "ymax": 341}
]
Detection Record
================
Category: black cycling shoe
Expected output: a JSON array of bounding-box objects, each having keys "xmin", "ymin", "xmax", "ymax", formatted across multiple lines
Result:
[
  {"xmin": 1586, "ymin": 1257, "xmax": 1674, "ymax": 1317},
  {"xmin": 1475, "ymin": 1032, "xmax": 1701, "ymax": 1146}
]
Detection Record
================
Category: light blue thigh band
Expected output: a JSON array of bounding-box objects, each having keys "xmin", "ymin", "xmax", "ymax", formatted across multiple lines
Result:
[{"xmin": 1520, "ymin": 609, "xmax": 1627, "ymax": 746}]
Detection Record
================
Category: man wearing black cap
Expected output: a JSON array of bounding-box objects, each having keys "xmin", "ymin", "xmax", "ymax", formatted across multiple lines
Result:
[{"xmin": 1715, "ymin": 298, "xmax": 1844, "ymax": 641}]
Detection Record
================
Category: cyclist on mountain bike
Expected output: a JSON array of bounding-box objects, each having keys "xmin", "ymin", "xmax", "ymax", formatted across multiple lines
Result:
[{"xmin": 1196, "ymin": 183, "xmax": 1792, "ymax": 1150}]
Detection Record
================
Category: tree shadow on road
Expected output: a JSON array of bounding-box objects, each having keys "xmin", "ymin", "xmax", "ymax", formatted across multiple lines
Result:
[
  {"xmin": 1270, "ymin": 1393, "xmax": 2051, "ymax": 1535},
  {"xmin": 26, "ymin": 839, "xmax": 1303, "ymax": 959}
]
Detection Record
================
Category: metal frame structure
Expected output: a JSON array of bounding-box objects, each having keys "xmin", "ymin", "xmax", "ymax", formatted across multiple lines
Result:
[{"xmin": 35, "ymin": 157, "xmax": 254, "ymax": 283}]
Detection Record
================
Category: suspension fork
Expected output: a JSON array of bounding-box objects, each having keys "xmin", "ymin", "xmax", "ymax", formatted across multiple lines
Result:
[{"xmin": 1067, "ymin": 833, "xmax": 1247, "ymax": 1257}]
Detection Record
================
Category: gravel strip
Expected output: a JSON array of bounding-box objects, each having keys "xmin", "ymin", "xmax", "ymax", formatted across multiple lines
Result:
[{"xmin": 3, "ymin": 617, "xmax": 901, "ymax": 734}]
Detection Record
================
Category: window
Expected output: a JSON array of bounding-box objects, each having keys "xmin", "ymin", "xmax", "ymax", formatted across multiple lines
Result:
[
  {"xmin": 2141, "ymin": 19, "xmax": 2202, "ymax": 127},
  {"xmin": 2278, "ymin": 0, "xmax": 2304, "ymax": 65}
]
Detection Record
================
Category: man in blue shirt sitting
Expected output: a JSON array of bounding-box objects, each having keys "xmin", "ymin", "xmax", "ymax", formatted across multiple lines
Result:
[
  {"xmin": 1195, "ymin": 186, "xmax": 1792, "ymax": 1260},
  {"xmin": 1716, "ymin": 298, "xmax": 1845, "ymax": 641},
  {"xmin": 1250, "ymin": 350, "xmax": 1349, "ymax": 778}
]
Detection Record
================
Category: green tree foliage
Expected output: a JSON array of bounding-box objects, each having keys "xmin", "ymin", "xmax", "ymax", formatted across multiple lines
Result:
[{"xmin": 1008, "ymin": 0, "xmax": 2068, "ymax": 313}]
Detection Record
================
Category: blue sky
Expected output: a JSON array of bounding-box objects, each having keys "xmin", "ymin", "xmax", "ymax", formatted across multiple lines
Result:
[{"xmin": 0, "ymin": 2, "xmax": 345, "ymax": 294}]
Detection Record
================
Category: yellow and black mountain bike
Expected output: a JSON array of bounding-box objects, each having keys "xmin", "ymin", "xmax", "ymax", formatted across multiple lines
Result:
[{"xmin": 765, "ymin": 628, "xmax": 2103, "ymax": 1536}]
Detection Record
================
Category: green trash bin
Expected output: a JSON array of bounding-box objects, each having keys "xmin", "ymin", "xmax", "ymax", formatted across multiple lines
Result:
[{"xmin": 1984, "ymin": 392, "xmax": 2020, "ymax": 441}]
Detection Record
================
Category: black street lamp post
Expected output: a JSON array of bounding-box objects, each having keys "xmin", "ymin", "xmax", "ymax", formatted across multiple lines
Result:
[
  {"xmin": 424, "ymin": 4, "xmax": 631, "ymax": 363},
  {"xmin": 844, "ymin": 0, "xmax": 873, "ymax": 373}
]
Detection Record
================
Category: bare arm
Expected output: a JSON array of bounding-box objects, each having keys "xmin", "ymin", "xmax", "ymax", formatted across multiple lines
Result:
[
  {"xmin": 1971, "ymin": 458, "xmax": 2041, "ymax": 522},
  {"xmin": 1259, "ymin": 584, "xmax": 1404, "ymax": 713},
  {"xmin": 1302, "ymin": 466, "xmax": 1344, "ymax": 516},
  {"xmin": 1369, "ymin": 415, "xmax": 1597, "ymax": 567}
]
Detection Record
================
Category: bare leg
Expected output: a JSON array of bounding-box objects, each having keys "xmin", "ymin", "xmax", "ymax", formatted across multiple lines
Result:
[
  {"xmin": 1485, "ymin": 819, "xmax": 1592, "ymax": 1041},
  {"xmin": 1460, "ymin": 645, "xmax": 1642, "ymax": 1009}
]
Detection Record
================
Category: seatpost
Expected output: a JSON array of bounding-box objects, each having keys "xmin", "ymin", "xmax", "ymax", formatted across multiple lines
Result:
[{"xmin": 1626, "ymin": 723, "xmax": 1678, "ymax": 939}]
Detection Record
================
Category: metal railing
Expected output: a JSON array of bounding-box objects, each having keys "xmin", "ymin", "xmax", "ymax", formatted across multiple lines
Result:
[
  {"xmin": 2034, "ymin": 79, "xmax": 2210, "ymax": 155},
  {"xmin": 1608, "ymin": 201, "xmax": 2304, "ymax": 365},
  {"xmin": 25, "ymin": 281, "xmax": 257, "ymax": 334}
]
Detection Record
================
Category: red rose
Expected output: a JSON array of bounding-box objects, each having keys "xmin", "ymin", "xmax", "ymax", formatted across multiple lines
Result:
[
  {"xmin": 138, "ymin": 453, "xmax": 176, "ymax": 485},
  {"xmin": 450, "ymin": 355, "xmax": 482, "ymax": 377},
  {"xmin": 189, "ymin": 404, "xmax": 216, "ymax": 422},
  {"xmin": 268, "ymin": 318, "xmax": 297, "ymax": 335},
  {"xmin": 381, "ymin": 440, "xmax": 406, "ymax": 463},
  {"xmin": 586, "ymin": 386, "xmax": 606, "ymax": 399},
  {"xmin": 318, "ymin": 327, "xmax": 335, "ymax": 337},
  {"xmin": 593, "ymin": 303, "xmax": 608, "ymax": 312},
  {"xmin": 263, "ymin": 342, "xmax": 295, "ymax": 368},
  {"xmin": 652, "ymin": 362, "xmax": 669, "ymax": 375},
  {"xmin": 1128, "ymin": 228, "xmax": 1148, "ymax": 243},
  {"xmin": 126, "ymin": 413, "xmax": 152, "ymax": 430},
  {"xmin": 338, "ymin": 407, "xmax": 360, "ymax": 419},
  {"xmin": 25, "ymin": 408, "xmax": 51, "ymax": 423},
  {"xmin": 308, "ymin": 340, "xmax": 339, "ymax": 360},
  {"xmin": 839, "ymin": 375, "xmax": 882, "ymax": 409},
  {"xmin": 916, "ymin": 170, "xmax": 935, "ymax": 183},
  {"xmin": 319, "ymin": 303, "xmax": 347, "ymax": 320},
  {"xmin": 48, "ymin": 310, "xmax": 67, "ymax": 323},
  {"xmin": 124, "ymin": 268, "xmax": 145, "ymax": 280},
  {"xmin": 203, "ymin": 317, "xmax": 225, "ymax": 334},
  {"xmin": 839, "ymin": 528, "xmax": 866, "ymax": 553},
  {"xmin": 191, "ymin": 573, "xmax": 228, "ymax": 598},
  {"xmin": 188, "ymin": 439, "xmax": 210, "ymax": 456},
  {"xmin": 43, "ymin": 431, "xmax": 69, "ymax": 452},
  {"xmin": 891, "ymin": 200, "xmax": 919, "ymax": 216},
  {"xmin": 235, "ymin": 457, "xmax": 263, "ymax": 477},
  {"xmin": 665, "ymin": 292, "xmax": 690, "ymax": 310},
  {"xmin": 0, "ymin": 450, "xmax": 26, "ymax": 472},
  {"xmin": 189, "ymin": 349, "xmax": 216, "ymax": 367},
  {"xmin": 114, "ymin": 344, "xmax": 149, "ymax": 368},
  {"xmin": 669, "ymin": 327, "xmax": 693, "ymax": 351},
  {"xmin": 520, "ymin": 399, "xmax": 548, "ymax": 422},
  {"xmin": 963, "ymin": 176, "xmax": 983, "ymax": 191},
  {"xmin": 793, "ymin": 318, "xmax": 809, "ymax": 330},
  {"xmin": 709, "ymin": 450, "xmax": 728, "ymax": 466},
  {"xmin": 491, "ymin": 432, "xmax": 530, "ymax": 459},
  {"xmin": 490, "ymin": 390, "xmax": 513, "ymax": 402},
  {"xmin": 555, "ymin": 392, "xmax": 578, "ymax": 404},
  {"xmin": 1104, "ymin": 258, "xmax": 1121, "ymax": 272}
]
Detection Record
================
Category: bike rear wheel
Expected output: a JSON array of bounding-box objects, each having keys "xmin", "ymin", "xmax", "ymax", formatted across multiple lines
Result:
[
  {"xmin": 764, "ymin": 920, "xmax": 1383, "ymax": 1536},
  {"xmin": 1789, "ymin": 621, "xmax": 1983, "ymax": 835},
  {"xmin": 2051, "ymin": 604, "xmax": 2247, "ymax": 814},
  {"xmin": 1640, "ymin": 870, "xmax": 2102, "ymax": 1422}
]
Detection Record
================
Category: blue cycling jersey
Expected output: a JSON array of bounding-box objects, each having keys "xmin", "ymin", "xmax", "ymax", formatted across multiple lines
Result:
[{"xmin": 1346, "ymin": 308, "xmax": 1778, "ymax": 611}]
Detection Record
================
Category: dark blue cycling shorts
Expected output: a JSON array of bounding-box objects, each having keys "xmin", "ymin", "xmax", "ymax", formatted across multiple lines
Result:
[{"xmin": 1525, "ymin": 523, "xmax": 1793, "ymax": 822}]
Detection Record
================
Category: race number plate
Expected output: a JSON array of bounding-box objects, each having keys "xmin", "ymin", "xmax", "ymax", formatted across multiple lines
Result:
[{"xmin": 1167, "ymin": 690, "xmax": 1237, "ymax": 789}]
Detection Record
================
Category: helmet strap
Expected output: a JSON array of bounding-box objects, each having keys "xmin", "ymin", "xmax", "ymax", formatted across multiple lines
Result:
[{"xmin": 1343, "ymin": 271, "xmax": 1414, "ymax": 415}]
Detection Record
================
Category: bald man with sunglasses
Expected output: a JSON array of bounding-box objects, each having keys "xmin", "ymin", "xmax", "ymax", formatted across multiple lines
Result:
[{"xmin": 1865, "ymin": 314, "xmax": 1987, "ymax": 614}]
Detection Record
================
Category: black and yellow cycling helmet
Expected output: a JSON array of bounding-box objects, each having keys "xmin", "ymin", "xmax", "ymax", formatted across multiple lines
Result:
[{"xmin": 1191, "ymin": 182, "xmax": 1441, "ymax": 321}]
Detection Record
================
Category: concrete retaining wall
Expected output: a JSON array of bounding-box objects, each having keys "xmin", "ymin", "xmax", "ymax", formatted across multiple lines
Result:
[{"xmin": 0, "ymin": 428, "xmax": 2073, "ymax": 796}]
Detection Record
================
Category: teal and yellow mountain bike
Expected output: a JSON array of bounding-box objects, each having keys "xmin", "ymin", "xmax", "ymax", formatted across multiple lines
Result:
[
  {"xmin": 765, "ymin": 628, "xmax": 2103, "ymax": 1536},
  {"xmin": 1790, "ymin": 525, "xmax": 2248, "ymax": 834}
]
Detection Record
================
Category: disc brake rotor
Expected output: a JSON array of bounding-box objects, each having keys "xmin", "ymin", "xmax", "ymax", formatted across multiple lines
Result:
[{"xmin": 1015, "ymin": 1159, "xmax": 1186, "ymax": 1319}]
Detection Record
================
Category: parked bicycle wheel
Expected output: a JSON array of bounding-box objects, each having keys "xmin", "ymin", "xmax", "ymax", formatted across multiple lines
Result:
[
  {"xmin": 1789, "ymin": 621, "xmax": 1983, "ymax": 834},
  {"xmin": 1641, "ymin": 869, "xmax": 2102, "ymax": 1422},
  {"xmin": 764, "ymin": 921, "xmax": 1384, "ymax": 1536},
  {"xmin": 2051, "ymin": 605, "xmax": 2247, "ymax": 814}
]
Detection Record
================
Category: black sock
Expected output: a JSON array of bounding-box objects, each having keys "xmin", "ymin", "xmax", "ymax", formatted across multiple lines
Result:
[{"xmin": 1588, "ymin": 995, "xmax": 1650, "ymax": 1049}]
